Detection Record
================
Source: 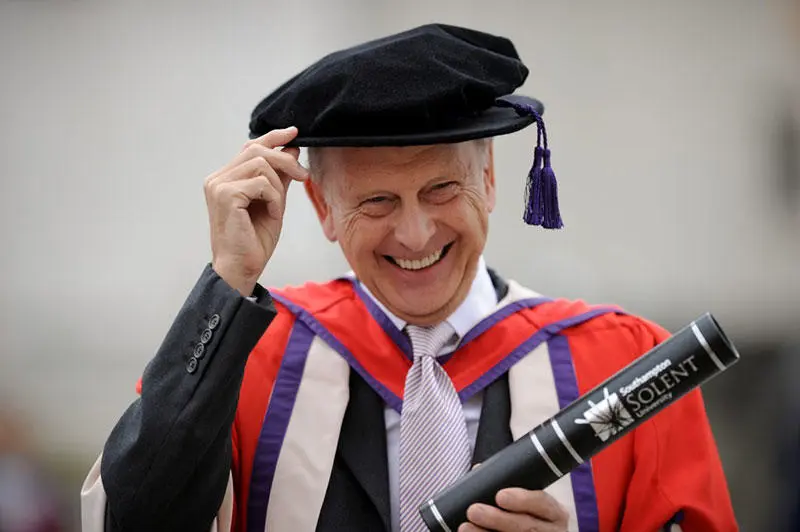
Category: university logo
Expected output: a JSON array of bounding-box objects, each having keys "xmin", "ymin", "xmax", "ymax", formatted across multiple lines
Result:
[{"xmin": 574, "ymin": 387, "xmax": 634, "ymax": 441}]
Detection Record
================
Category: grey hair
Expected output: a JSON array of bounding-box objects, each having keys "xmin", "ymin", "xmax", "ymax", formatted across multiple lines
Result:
[
  {"xmin": 306, "ymin": 138, "xmax": 491, "ymax": 186},
  {"xmin": 306, "ymin": 146, "xmax": 326, "ymax": 184},
  {"xmin": 471, "ymin": 137, "xmax": 492, "ymax": 171}
]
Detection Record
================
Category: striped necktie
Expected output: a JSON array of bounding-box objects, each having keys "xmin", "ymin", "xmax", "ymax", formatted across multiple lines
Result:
[{"xmin": 398, "ymin": 323, "xmax": 471, "ymax": 532}]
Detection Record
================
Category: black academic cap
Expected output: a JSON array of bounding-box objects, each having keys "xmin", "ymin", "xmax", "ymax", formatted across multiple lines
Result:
[{"xmin": 248, "ymin": 24, "xmax": 563, "ymax": 228}]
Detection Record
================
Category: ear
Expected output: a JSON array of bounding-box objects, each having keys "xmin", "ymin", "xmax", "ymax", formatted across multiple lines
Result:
[
  {"xmin": 483, "ymin": 140, "xmax": 496, "ymax": 213},
  {"xmin": 304, "ymin": 179, "xmax": 338, "ymax": 242}
]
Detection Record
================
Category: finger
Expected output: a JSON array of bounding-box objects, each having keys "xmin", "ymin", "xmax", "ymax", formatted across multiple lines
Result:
[
  {"xmin": 207, "ymin": 157, "xmax": 283, "ymax": 198},
  {"xmin": 259, "ymin": 180, "xmax": 284, "ymax": 220},
  {"xmin": 278, "ymin": 147, "xmax": 302, "ymax": 190},
  {"xmin": 263, "ymin": 170, "xmax": 287, "ymax": 216},
  {"xmin": 496, "ymin": 488, "xmax": 567, "ymax": 523},
  {"xmin": 246, "ymin": 148, "xmax": 301, "ymax": 193},
  {"xmin": 239, "ymin": 158, "xmax": 292, "ymax": 205},
  {"xmin": 282, "ymin": 146, "xmax": 301, "ymax": 161},
  {"xmin": 218, "ymin": 175, "xmax": 283, "ymax": 219},
  {"xmin": 212, "ymin": 160, "xmax": 287, "ymax": 219},
  {"xmin": 261, "ymin": 147, "xmax": 308, "ymax": 182},
  {"xmin": 466, "ymin": 502, "xmax": 554, "ymax": 532},
  {"xmin": 457, "ymin": 523, "xmax": 489, "ymax": 532},
  {"xmin": 244, "ymin": 126, "xmax": 299, "ymax": 150},
  {"xmin": 214, "ymin": 175, "xmax": 268, "ymax": 208},
  {"xmin": 242, "ymin": 144, "xmax": 308, "ymax": 181},
  {"xmin": 215, "ymin": 144, "xmax": 307, "ymax": 185}
]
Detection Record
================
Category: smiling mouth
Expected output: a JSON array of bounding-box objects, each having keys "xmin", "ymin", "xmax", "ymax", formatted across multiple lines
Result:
[{"xmin": 385, "ymin": 242, "xmax": 454, "ymax": 271}]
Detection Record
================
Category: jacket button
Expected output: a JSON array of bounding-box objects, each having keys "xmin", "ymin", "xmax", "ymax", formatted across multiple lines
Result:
[
  {"xmin": 208, "ymin": 314, "xmax": 221, "ymax": 330},
  {"xmin": 186, "ymin": 357, "xmax": 198, "ymax": 374},
  {"xmin": 193, "ymin": 343, "xmax": 205, "ymax": 359},
  {"xmin": 200, "ymin": 329, "xmax": 213, "ymax": 344}
]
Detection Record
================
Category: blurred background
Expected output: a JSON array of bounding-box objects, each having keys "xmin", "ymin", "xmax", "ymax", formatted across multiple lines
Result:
[{"xmin": 1, "ymin": 0, "xmax": 798, "ymax": 530}]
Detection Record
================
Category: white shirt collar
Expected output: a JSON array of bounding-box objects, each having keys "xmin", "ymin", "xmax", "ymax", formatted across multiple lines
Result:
[{"xmin": 356, "ymin": 255, "xmax": 498, "ymax": 338}]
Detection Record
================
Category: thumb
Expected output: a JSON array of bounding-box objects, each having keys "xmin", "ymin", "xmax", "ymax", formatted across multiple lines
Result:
[{"xmin": 283, "ymin": 146, "xmax": 301, "ymax": 161}]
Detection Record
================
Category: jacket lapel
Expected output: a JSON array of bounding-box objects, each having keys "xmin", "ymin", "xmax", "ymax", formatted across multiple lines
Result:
[
  {"xmin": 472, "ymin": 372, "xmax": 514, "ymax": 465},
  {"xmin": 319, "ymin": 369, "xmax": 391, "ymax": 531},
  {"xmin": 487, "ymin": 267, "xmax": 509, "ymax": 302},
  {"xmin": 473, "ymin": 268, "xmax": 514, "ymax": 463}
]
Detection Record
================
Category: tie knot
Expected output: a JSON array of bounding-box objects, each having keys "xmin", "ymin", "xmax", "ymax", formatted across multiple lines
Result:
[{"xmin": 405, "ymin": 323, "xmax": 455, "ymax": 359}]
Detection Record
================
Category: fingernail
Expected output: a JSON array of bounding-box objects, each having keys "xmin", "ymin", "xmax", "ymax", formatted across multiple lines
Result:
[
  {"xmin": 466, "ymin": 503, "xmax": 485, "ymax": 519},
  {"xmin": 496, "ymin": 490, "xmax": 512, "ymax": 505}
]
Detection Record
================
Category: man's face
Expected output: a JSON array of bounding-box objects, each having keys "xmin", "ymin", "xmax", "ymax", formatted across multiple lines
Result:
[{"xmin": 306, "ymin": 141, "xmax": 496, "ymax": 326}]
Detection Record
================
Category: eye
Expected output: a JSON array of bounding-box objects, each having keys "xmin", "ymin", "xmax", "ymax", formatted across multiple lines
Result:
[
  {"xmin": 431, "ymin": 181, "xmax": 456, "ymax": 191},
  {"xmin": 359, "ymin": 195, "xmax": 395, "ymax": 217},
  {"xmin": 363, "ymin": 195, "xmax": 390, "ymax": 205},
  {"xmin": 426, "ymin": 181, "xmax": 459, "ymax": 203}
]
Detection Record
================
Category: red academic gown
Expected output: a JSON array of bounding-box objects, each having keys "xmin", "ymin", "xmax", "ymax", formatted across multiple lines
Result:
[{"xmin": 223, "ymin": 277, "xmax": 737, "ymax": 532}]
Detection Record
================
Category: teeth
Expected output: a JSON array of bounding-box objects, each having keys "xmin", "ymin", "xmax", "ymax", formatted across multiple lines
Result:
[{"xmin": 395, "ymin": 248, "xmax": 444, "ymax": 271}]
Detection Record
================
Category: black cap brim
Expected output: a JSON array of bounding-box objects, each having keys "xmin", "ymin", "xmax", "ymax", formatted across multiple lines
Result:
[{"xmin": 275, "ymin": 94, "xmax": 543, "ymax": 147}]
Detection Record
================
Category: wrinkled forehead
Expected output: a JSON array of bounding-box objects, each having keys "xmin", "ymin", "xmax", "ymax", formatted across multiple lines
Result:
[{"xmin": 308, "ymin": 141, "xmax": 484, "ymax": 186}]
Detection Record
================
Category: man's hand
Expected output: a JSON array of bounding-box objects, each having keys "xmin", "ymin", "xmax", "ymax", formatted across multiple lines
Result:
[
  {"xmin": 458, "ymin": 488, "xmax": 569, "ymax": 532},
  {"xmin": 204, "ymin": 126, "xmax": 309, "ymax": 296}
]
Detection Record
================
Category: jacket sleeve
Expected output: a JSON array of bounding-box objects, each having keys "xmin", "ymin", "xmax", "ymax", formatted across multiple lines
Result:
[
  {"xmin": 84, "ymin": 264, "xmax": 277, "ymax": 532},
  {"xmin": 619, "ymin": 319, "xmax": 739, "ymax": 532}
]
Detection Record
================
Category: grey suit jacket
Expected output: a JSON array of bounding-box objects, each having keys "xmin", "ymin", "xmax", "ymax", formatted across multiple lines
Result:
[{"xmin": 100, "ymin": 265, "xmax": 513, "ymax": 531}]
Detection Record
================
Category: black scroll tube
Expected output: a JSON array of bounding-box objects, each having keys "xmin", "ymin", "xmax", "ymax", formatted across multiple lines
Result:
[{"xmin": 420, "ymin": 312, "xmax": 740, "ymax": 531}]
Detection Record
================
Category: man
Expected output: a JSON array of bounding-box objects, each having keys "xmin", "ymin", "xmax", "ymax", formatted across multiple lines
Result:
[{"xmin": 81, "ymin": 24, "xmax": 738, "ymax": 531}]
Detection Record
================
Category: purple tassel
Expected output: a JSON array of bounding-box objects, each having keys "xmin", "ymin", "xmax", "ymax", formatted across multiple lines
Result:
[
  {"xmin": 540, "ymin": 149, "xmax": 563, "ymax": 229},
  {"xmin": 495, "ymin": 98, "xmax": 564, "ymax": 229},
  {"xmin": 524, "ymin": 146, "xmax": 544, "ymax": 225}
]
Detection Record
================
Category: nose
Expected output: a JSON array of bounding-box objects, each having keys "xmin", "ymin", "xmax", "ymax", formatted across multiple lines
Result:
[{"xmin": 394, "ymin": 202, "xmax": 436, "ymax": 252}]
